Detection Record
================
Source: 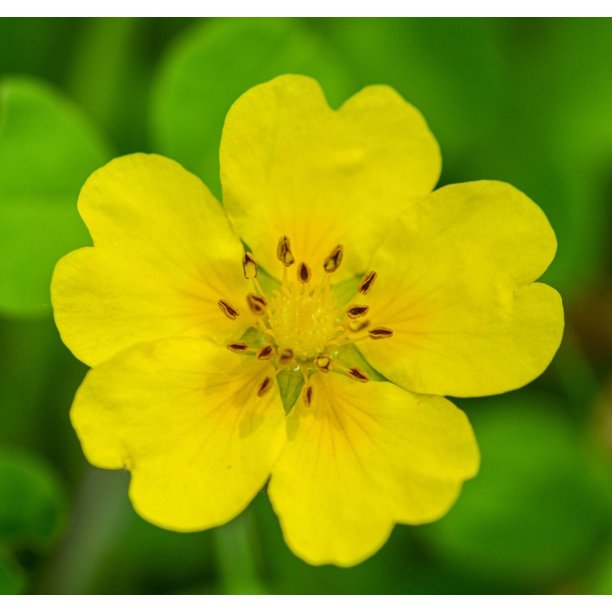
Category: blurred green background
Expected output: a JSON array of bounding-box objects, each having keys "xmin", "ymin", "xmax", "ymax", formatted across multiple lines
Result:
[{"xmin": 1, "ymin": 17, "xmax": 612, "ymax": 595}]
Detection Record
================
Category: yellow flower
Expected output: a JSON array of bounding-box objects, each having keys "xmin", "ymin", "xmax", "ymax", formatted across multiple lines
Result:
[{"xmin": 51, "ymin": 75, "xmax": 564, "ymax": 567}]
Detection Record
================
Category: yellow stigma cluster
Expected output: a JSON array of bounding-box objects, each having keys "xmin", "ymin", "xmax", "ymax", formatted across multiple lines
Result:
[{"xmin": 268, "ymin": 278, "xmax": 339, "ymax": 361}]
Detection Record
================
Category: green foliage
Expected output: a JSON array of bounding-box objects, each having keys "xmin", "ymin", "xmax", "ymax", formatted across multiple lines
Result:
[
  {"xmin": 316, "ymin": 18, "xmax": 505, "ymax": 163},
  {"xmin": 38, "ymin": 469, "xmax": 218, "ymax": 595},
  {"xmin": 542, "ymin": 20, "xmax": 612, "ymax": 295},
  {"xmin": 0, "ymin": 449, "xmax": 65, "ymax": 594},
  {"xmin": 65, "ymin": 18, "xmax": 195, "ymax": 153},
  {"xmin": 0, "ymin": 77, "xmax": 110, "ymax": 317},
  {"xmin": 151, "ymin": 18, "xmax": 355, "ymax": 196},
  {"xmin": 422, "ymin": 392, "xmax": 611, "ymax": 589},
  {"xmin": 588, "ymin": 544, "xmax": 612, "ymax": 594},
  {"xmin": 0, "ymin": 449, "xmax": 65, "ymax": 548},
  {"xmin": 0, "ymin": 555, "xmax": 26, "ymax": 595},
  {"xmin": 66, "ymin": 19, "xmax": 149, "ymax": 153}
]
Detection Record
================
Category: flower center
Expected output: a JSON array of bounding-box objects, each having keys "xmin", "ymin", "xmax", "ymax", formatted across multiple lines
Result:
[
  {"xmin": 218, "ymin": 236, "xmax": 393, "ymax": 406},
  {"xmin": 268, "ymin": 276, "xmax": 339, "ymax": 360}
]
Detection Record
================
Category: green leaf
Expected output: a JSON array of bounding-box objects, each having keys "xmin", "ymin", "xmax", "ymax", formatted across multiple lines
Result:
[
  {"xmin": 151, "ymin": 18, "xmax": 355, "ymax": 197},
  {"xmin": 420, "ymin": 391, "xmax": 611, "ymax": 588},
  {"xmin": 0, "ymin": 554, "xmax": 26, "ymax": 595},
  {"xmin": 540, "ymin": 20, "xmax": 612, "ymax": 295},
  {"xmin": 65, "ymin": 19, "xmax": 196, "ymax": 153},
  {"xmin": 0, "ymin": 449, "xmax": 65, "ymax": 549},
  {"xmin": 317, "ymin": 18, "xmax": 506, "ymax": 169},
  {"xmin": 65, "ymin": 19, "xmax": 147, "ymax": 153},
  {"xmin": 587, "ymin": 544, "xmax": 612, "ymax": 594},
  {"xmin": 0, "ymin": 76, "xmax": 110, "ymax": 317},
  {"xmin": 0, "ymin": 317, "xmax": 88, "ymax": 478},
  {"xmin": 0, "ymin": 19, "xmax": 78, "ymax": 82}
]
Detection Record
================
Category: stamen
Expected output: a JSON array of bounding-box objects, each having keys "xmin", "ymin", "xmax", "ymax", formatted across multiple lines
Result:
[
  {"xmin": 302, "ymin": 384, "xmax": 313, "ymax": 406},
  {"xmin": 278, "ymin": 348, "xmax": 295, "ymax": 365},
  {"xmin": 346, "ymin": 304, "xmax": 369, "ymax": 319},
  {"xmin": 242, "ymin": 239, "xmax": 377, "ymax": 367},
  {"xmin": 368, "ymin": 327, "xmax": 393, "ymax": 340},
  {"xmin": 218, "ymin": 299, "xmax": 240, "ymax": 320},
  {"xmin": 323, "ymin": 244, "xmax": 343, "ymax": 273},
  {"xmin": 242, "ymin": 252, "xmax": 258, "ymax": 279},
  {"xmin": 257, "ymin": 376, "xmax": 274, "ymax": 397},
  {"xmin": 315, "ymin": 355, "xmax": 331, "ymax": 372},
  {"xmin": 347, "ymin": 367, "xmax": 369, "ymax": 383},
  {"xmin": 348, "ymin": 319, "xmax": 370, "ymax": 333},
  {"xmin": 359, "ymin": 271, "xmax": 377, "ymax": 295},
  {"xmin": 227, "ymin": 341, "xmax": 249, "ymax": 353},
  {"xmin": 256, "ymin": 344, "xmax": 275, "ymax": 360},
  {"xmin": 277, "ymin": 235, "xmax": 295, "ymax": 267},
  {"xmin": 297, "ymin": 262, "xmax": 312, "ymax": 284},
  {"xmin": 246, "ymin": 292, "xmax": 268, "ymax": 315}
]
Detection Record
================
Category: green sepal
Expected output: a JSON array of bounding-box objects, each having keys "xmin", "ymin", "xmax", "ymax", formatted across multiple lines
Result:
[{"xmin": 276, "ymin": 369, "xmax": 304, "ymax": 415}]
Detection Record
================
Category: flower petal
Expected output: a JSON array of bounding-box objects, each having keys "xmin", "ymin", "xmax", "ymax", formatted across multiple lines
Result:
[
  {"xmin": 268, "ymin": 374, "xmax": 478, "ymax": 566},
  {"xmin": 220, "ymin": 75, "xmax": 440, "ymax": 282},
  {"xmin": 359, "ymin": 180, "xmax": 564, "ymax": 397},
  {"xmin": 52, "ymin": 153, "xmax": 253, "ymax": 366},
  {"xmin": 71, "ymin": 337, "xmax": 286, "ymax": 531}
]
